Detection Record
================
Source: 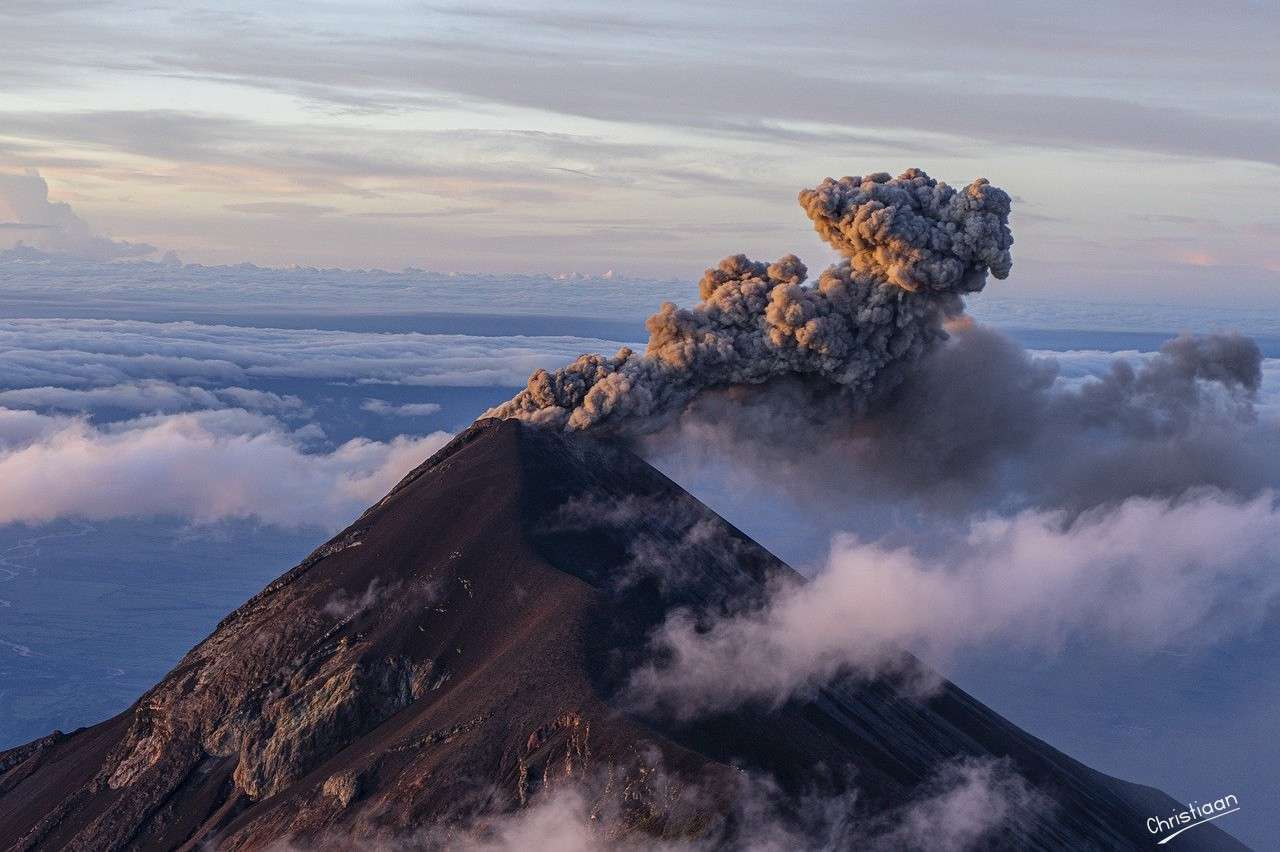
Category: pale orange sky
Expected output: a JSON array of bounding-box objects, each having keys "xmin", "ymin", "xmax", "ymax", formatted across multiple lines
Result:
[{"xmin": 1, "ymin": 1, "xmax": 1277, "ymax": 305}]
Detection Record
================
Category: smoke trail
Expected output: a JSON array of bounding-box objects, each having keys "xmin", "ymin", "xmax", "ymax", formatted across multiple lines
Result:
[{"xmin": 486, "ymin": 169, "xmax": 1013, "ymax": 433}]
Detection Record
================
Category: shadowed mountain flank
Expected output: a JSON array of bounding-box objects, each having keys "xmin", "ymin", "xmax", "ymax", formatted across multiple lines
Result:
[{"xmin": 0, "ymin": 420, "xmax": 1249, "ymax": 850}]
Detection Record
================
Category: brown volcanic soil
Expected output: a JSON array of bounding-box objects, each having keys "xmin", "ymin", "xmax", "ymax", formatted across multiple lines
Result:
[{"xmin": 0, "ymin": 419, "xmax": 1250, "ymax": 850}]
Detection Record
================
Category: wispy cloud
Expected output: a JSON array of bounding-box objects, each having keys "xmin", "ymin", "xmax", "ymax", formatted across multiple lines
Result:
[
  {"xmin": 2, "ymin": 2, "xmax": 1275, "ymax": 279},
  {"xmin": 0, "ymin": 380, "xmax": 306, "ymax": 416},
  {"xmin": 226, "ymin": 201, "xmax": 340, "ymax": 217},
  {"xmin": 360, "ymin": 399, "xmax": 442, "ymax": 417},
  {"xmin": 266, "ymin": 753, "xmax": 1038, "ymax": 851}
]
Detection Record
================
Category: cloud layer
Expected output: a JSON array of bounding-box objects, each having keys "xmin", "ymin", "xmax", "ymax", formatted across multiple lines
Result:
[
  {"xmin": 0, "ymin": 380, "xmax": 306, "ymax": 416},
  {"xmin": 0, "ymin": 407, "xmax": 448, "ymax": 528},
  {"xmin": 0, "ymin": 315, "xmax": 645, "ymax": 528},
  {"xmin": 0, "ymin": 317, "xmax": 634, "ymax": 391},
  {"xmin": 628, "ymin": 488, "xmax": 1280, "ymax": 717},
  {"xmin": 360, "ymin": 399, "xmax": 442, "ymax": 417}
]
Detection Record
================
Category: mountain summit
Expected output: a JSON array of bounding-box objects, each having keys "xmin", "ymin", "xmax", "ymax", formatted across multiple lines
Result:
[{"xmin": 0, "ymin": 419, "xmax": 1248, "ymax": 850}]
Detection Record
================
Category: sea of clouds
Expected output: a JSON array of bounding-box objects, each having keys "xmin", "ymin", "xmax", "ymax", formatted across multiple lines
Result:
[
  {"xmin": 7, "ymin": 314, "xmax": 1272, "ymax": 534},
  {"xmin": 0, "ymin": 317, "xmax": 642, "ymax": 527}
]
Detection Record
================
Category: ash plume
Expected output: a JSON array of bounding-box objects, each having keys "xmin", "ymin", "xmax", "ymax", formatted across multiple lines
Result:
[
  {"xmin": 659, "ymin": 324, "xmax": 1271, "ymax": 519},
  {"xmin": 486, "ymin": 169, "xmax": 1013, "ymax": 433}
]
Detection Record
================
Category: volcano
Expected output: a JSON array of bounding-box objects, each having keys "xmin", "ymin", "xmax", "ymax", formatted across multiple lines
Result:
[{"xmin": 0, "ymin": 419, "xmax": 1248, "ymax": 850}]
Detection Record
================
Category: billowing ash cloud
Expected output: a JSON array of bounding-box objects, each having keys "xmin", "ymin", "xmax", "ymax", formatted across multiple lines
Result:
[
  {"xmin": 660, "ymin": 324, "xmax": 1272, "ymax": 518},
  {"xmin": 797, "ymin": 173, "xmax": 1014, "ymax": 293},
  {"xmin": 487, "ymin": 169, "xmax": 1013, "ymax": 432}
]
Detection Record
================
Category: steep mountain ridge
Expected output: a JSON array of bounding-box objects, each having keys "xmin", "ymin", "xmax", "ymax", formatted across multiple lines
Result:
[{"xmin": 0, "ymin": 419, "xmax": 1248, "ymax": 850}]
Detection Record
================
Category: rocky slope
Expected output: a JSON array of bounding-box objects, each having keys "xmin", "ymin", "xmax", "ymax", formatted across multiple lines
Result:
[{"xmin": 0, "ymin": 419, "xmax": 1249, "ymax": 850}]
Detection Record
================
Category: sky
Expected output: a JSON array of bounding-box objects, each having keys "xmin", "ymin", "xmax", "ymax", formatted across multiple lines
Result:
[{"xmin": 0, "ymin": 0, "xmax": 1277, "ymax": 307}]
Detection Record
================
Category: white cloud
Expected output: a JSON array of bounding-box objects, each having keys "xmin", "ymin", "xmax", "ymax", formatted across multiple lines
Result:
[
  {"xmin": 0, "ymin": 380, "xmax": 306, "ymax": 415},
  {"xmin": 266, "ymin": 755, "xmax": 1033, "ymax": 852},
  {"xmin": 0, "ymin": 170, "xmax": 155, "ymax": 261},
  {"xmin": 0, "ymin": 407, "xmax": 450, "ymax": 528},
  {"xmin": 0, "ymin": 318, "xmax": 635, "ymax": 390},
  {"xmin": 0, "ymin": 406, "xmax": 77, "ymax": 447},
  {"xmin": 360, "ymin": 398, "xmax": 442, "ymax": 417},
  {"xmin": 206, "ymin": 385, "xmax": 309, "ymax": 415},
  {"xmin": 628, "ymin": 489, "xmax": 1280, "ymax": 718},
  {"xmin": 0, "ymin": 316, "xmax": 638, "ymax": 529}
]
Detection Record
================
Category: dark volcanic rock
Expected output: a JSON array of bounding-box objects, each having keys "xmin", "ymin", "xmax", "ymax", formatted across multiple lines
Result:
[{"xmin": 0, "ymin": 419, "xmax": 1250, "ymax": 850}]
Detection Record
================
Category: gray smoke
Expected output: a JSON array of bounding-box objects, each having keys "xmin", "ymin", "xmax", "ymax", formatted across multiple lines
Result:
[
  {"xmin": 658, "ymin": 325, "xmax": 1270, "ymax": 519},
  {"xmin": 486, "ymin": 169, "xmax": 1013, "ymax": 433}
]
